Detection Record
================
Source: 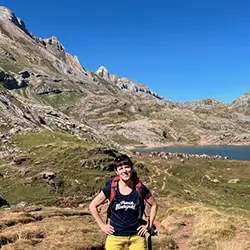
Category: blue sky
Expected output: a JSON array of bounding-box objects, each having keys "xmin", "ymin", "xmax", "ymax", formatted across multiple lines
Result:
[{"xmin": 2, "ymin": 0, "xmax": 250, "ymax": 103}]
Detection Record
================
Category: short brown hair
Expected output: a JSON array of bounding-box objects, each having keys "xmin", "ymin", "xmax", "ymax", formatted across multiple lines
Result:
[{"xmin": 114, "ymin": 154, "xmax": 133, "ymax": 170}]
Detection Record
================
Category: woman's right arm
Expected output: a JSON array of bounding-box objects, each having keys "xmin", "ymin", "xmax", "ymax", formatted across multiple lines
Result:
[{"xmin": 89, "ymin": 191, "xmax": 115, "ymax": 235}]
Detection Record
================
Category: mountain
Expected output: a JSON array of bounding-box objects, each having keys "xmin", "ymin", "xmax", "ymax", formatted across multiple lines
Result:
[{"xmin": 1, "ymin": 5, "xmax": 250, "ymax": 158}]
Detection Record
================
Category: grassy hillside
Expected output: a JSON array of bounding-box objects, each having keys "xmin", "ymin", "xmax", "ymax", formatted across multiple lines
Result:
[
  {"xmin": 1, "ymin": 131, "xmax": 250, "ymax": 249},
  {"xmin": 1, "ymin": 132, "xmax": 120, "ymax": 206}
]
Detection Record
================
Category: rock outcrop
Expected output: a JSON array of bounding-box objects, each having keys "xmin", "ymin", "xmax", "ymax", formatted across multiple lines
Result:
[
  {"xmin": 0, "ymin": 195, "xmax": 9, "ymax": 207},
  {"xmin": 96, "ymin": 66, "xmax": 110, "ymax": 81},
  {"xmin": 66, "ymin": 53, "xmax": 86, "ymax": 74},
  {"xmin": 0, "ymin": 6, "xmax": 86, "ymax": 79},
  {"xmin": 229, "ymin": 93, "xmax": 250, "ymax": 113},
  {"xmin": 96, "ymin": 66, "xmax": 163, "ymax": 99},
  {"xmin": 0, "ymin": 70, "xmax": 29, "ymax": 89},
  {"xmin": 43, "ymin": 36, "xmax": 66, "ymax": 61},
  {"xmin": 0, "ymin": 6, "xmax": 30, "ymax": 36}
]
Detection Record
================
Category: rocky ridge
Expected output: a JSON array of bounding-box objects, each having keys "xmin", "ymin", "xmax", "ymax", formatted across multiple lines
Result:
[{"xmin": 96, "ymin": 66, "xmax": 163, "ymax": 99}]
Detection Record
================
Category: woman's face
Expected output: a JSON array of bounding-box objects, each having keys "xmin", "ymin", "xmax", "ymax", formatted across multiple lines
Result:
[{"xmin": 115, "ymin": 162, "xmax": 132, "ymax": 181}]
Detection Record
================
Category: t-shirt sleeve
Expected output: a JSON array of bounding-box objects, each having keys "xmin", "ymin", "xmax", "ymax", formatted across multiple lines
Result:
[
  {"xmin": 142, "ymin": 184, "xmax": 150, "ymax": 199},
  {"xmin": 102, "ymin": 183, "xmax": 111, "ymax": 199}
]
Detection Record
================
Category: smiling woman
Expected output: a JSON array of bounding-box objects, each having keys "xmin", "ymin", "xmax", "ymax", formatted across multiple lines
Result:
[{"xmin": 89, "ymin": 154, "xmax": 158, "ymax": 250}]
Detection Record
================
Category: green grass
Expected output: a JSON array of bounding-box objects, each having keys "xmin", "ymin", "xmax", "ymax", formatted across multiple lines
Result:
[
  {"xmin": 1, "ymin": 131, "xmax": 147, "ymax": 206},
  {"xmin": 180, "ymin": 130, "xmax": 200, "ymax": 142},
  {"xmin": 41, "ymin": 92, "xmax": 85, "ymax": 112},
  {"xmin": 0, "ymin": 124, "xmax": 10, "ymax": 133},
  {"xmin": 14, "ymin": 85, "xmax": 86, "ymax": 116},
  {"xmin": 2, "ymin": 131, "xmax": 250, "ymax": 213},
  {"xmin": 0, "ymin": 177, "xmax": 52, "ymax": 204},
  {"xmin": 156, "ymin": 159, "xmax": 250, "ymax": 210},
  {"xmin": 0, "ymin": 61, "xmax": 23, "ymax": 73},
  {"xmin": 13, "ymin": 131, "xmax": 91, "ymax": 148},
  {"xmin": 0, "ymin": 84, "xmax": 7, "ymax": 91},
  {"xmin": 111, "ymin": 134, "xmax": 142, "ymax": 146},
  {"xmin": 0, "ymin": 131, "xmax": 120, "ymax": 206}
]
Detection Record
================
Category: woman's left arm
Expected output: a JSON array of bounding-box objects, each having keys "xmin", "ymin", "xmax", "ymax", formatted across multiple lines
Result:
[
  {"xmin": 137, "ymin": 192, "xmax": 158, "ymax": 236},
  {"xmin": 145, "ymin": 193, "xmax": 158, "ymax": 229}
]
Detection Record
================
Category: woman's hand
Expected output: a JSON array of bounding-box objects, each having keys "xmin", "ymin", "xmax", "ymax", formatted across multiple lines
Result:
[
  {"xmin": 100, "ymin": 223, "xmax": 115, "ymax": 235},
  {"xmin": 137, "ymin": 223, "xmax": 149, "ymax": 236}
]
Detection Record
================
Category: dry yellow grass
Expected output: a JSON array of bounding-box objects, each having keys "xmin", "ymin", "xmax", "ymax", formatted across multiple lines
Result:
[
  {"xmin": 215, "ymin": 240, "xmax": 250, "ymax": 250},
  {"xmin": 156, "ymin": 202, "xmax": 250, "ymax": 250},
  {"xmin": 1, "ymin": 202, "xmax": 250, "ymax": 249},
  {"xmin": 191, "ymin": 210, "xmax": 236, "ymax": 249},
  {"xmin": 0, "ymin": 206, "xmax": 106, "ymax": 250}
]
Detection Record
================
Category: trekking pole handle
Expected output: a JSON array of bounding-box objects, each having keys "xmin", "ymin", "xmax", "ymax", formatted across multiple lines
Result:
[{"xmin": 148, "ymin": 225, "xmax": 158, "ymax": 236}]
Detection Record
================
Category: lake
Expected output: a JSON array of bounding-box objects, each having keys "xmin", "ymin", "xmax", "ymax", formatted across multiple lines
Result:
[{"xmin": 135, "ymin": 146, "xmax": 250, "ymax": 161}]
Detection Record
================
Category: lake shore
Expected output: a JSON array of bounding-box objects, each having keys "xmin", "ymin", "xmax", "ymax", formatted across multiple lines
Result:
[
  {"xmin": 126, "ymin": 141, "xmax": 250, "ymax": 151},
  {"xmin": 125, "ymin": 141, "xmax": 250, "ymax": 161}
]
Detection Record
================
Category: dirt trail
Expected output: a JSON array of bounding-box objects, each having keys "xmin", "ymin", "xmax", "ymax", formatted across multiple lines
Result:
[
  {"xmin": 148, "ymin": 161, "xmax": 193, "ymax": 249},
  {"xmin": 161, "ymin": 176, "xmax": 166, "ymax": 190},
  {"xmin": 159, "ymin": 212, "xmax": 194, "ymax": 250},
  {"xmin": 164, "ymin": 165, "xmax": 173, "ymax": 177}
]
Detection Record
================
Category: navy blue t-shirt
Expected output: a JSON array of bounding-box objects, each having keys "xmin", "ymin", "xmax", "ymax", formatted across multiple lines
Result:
[{"xmin": 102, "ymin": 181, "xmax": 150, "ymax": 236}]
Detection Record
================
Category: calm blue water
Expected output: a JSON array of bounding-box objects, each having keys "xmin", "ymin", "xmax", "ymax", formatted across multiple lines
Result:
[{"xmin": 136, "ymin": 146, "xmax": 250, "ymax": 161}]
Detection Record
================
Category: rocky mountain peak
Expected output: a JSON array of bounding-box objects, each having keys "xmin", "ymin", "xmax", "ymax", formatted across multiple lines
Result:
[
  {"xmin": 96, "ymin": 66, "xmax": 109, "ymax": 80},
  {"xmin": 0, "ymin": 6, "xmax": 16, "ymax": 21},
  {"xmin": 42, "ymin": 36, "xmax": 66, "ymax": 61},
  {"xmin": 0, "ymin": 6, "xmax": 87, "ymax": 77},
  {"xmin": 65, "ymin": 53, "xmax": 86, "ymax": 74},
  {"xmin": 109, "ymin": 75, "xmax": 163, "ymax": 99},
  {"xmin": 230, "ymin": 93, "xmax": 250, "ymax": 112},
  {"xmin": 0, "ymin": 6, "xmax": 29, "ymax": 35},
  {"xmin": 95, "ymin": 67, "xmax": 163, "ymax": 99}
]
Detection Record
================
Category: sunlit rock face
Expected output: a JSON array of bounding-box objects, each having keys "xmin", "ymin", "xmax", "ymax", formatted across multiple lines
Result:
[
  {"xmin": 96, "ymin": 66, "xmax": 110, "ymax": 80},
  {"xmin": 66, "ymin": 54, "xmax": 86, "ymax": 74},
  {"xmin": 43, "ymin": 36, "xmax": 66, "ymax": 61},
  {"xmin": 0, "ymin": 6, "xmax": 30, "ymax": 35}
]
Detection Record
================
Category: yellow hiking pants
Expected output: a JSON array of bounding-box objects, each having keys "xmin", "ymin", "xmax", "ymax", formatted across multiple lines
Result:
[{"xmin": 105, "ymin": 235, "xmax": 146, "ymax": 250}]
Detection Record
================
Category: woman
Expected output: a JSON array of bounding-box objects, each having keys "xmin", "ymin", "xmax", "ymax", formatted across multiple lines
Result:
[{"xmin": 89, "ymin": 154, "xmax": 158, "ymax": 250}]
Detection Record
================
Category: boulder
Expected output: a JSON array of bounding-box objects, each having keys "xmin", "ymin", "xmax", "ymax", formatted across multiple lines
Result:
[
  {"xmin": 0, "ymin": 195, "xmax": 10, "ymax": 207},
  {"xmin": 228, "ymin": 179, "xmax": 240, "ymax": 184},
  {"xmin": 19, "ymin": 71, "xmax": 31, "ymax": 79},
  {"xmin": 15, "ymin": 201, "xmax": 28, "ymax": 208},
  {"xmin": 40, "ymin": 171, "xmax": 56, "ymax": 180}
]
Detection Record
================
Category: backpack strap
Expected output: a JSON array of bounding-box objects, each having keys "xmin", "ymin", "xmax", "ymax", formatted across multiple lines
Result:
[
  {"xmin": 109, "ymin": 175, "xmax": 120, "ymax": 204},
  {"xmin": 135, "ymin": 181, "xmax": 144, "ymax": 220},
  {"xmin": 131, "ymin": 175, "xmax": 143, "ymax": 210},
  {"xmin": 106, "ymin": 175, "xmax": 120, "ymax": 221}
]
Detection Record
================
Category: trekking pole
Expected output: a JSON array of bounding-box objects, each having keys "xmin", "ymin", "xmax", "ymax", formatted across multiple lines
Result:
[
  {"xmin": 148, "ymin": 233, "xmax": 152, "ymax": 250},
  {"xmin": 147, "ymin": 225, "xmax": 157, "ymax": 250}
]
